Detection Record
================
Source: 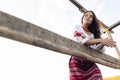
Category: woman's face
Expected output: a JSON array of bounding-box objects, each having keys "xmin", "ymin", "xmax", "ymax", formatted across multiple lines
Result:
[{"xmin": 82, "ymin": 12, "xmax": 93, "ymax": 26}]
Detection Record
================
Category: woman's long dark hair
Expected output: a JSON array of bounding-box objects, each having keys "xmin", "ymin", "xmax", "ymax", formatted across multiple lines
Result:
[{"xmin": 81, "ymin": 11, "xmax": 101, "ymax": 39}]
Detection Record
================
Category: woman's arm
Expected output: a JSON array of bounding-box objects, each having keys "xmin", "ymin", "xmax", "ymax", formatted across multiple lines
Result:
[{"xmin": 84, "ymin": 38, "xmax": 116, "ymax": 47}]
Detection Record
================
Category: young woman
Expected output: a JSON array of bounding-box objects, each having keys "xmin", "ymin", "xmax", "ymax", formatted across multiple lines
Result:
[{"xmin": 69, "ymin": 11, "xmax": 116, "ymax": 80}]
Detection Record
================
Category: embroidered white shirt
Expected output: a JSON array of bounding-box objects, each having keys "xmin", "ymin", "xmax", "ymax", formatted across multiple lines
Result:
[{"xmin": 73, "ymin": 25, "xmax": 105, "ymax": 52}]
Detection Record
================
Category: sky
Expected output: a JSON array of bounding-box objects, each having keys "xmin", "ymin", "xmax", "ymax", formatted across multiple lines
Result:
[{"xmin": 0, "ymin": 0, "xmax": 120, "ymax": 80}]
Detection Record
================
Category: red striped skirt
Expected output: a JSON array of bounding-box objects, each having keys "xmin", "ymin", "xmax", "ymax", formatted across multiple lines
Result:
[{"xmin": 69, "ymin": 56, "xmax": 103, "ymax": 80}]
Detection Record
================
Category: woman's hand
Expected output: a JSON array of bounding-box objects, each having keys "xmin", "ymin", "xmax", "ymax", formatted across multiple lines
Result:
[{"xmin": 101, "ymin": 38, "xmax": 116, "ymax": 47}]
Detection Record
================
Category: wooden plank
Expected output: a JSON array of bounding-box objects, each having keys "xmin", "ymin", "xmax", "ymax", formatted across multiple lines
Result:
[{"xmin": 0, "ymin": 11, "xmax": 120, "ymax": 69}]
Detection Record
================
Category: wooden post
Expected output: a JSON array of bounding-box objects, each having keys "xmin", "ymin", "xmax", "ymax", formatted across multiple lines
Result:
[{"xmin": 103, "ymin": 21, "xmax": 120, "ymax": 58}]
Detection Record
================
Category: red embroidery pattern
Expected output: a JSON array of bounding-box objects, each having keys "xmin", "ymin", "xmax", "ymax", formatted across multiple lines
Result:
[{"xmin": 74, "ymin": 31, "xmax": 85, "ymax": 39}]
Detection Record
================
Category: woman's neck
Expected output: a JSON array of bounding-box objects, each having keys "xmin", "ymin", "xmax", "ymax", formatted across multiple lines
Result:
[{"xmin": 82, "ymin": 24, "xmax": 89, "ymax": 32}]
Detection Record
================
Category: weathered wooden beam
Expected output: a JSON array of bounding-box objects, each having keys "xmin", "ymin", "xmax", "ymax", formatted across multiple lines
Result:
[
  {"xmin": 0, "ymin": 11, "xmax": 120, "ymax": 69},
  {"xmin": 104, "ymin": 20, "xmax": 120, "ymax": 32}
]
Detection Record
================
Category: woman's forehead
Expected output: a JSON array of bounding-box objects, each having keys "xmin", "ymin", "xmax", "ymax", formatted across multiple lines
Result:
[{"xmin": 85, "ymin": 12, "xmax": 93, "ymax": 15}]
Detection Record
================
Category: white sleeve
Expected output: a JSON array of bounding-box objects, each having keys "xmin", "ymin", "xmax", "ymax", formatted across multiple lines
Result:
[
  {"xmin": 73, "ymin": 25, "xmax": 89, "ymax": 44},
  {"xmin": 90, "ymin": 43, "xmax": 105, "ymax": 53}
]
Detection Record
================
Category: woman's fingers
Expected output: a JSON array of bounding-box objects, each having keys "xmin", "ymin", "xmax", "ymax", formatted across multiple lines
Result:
[{"xmin": 102, "ymin": 38, "xmax": 116, "ymax": 47}]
